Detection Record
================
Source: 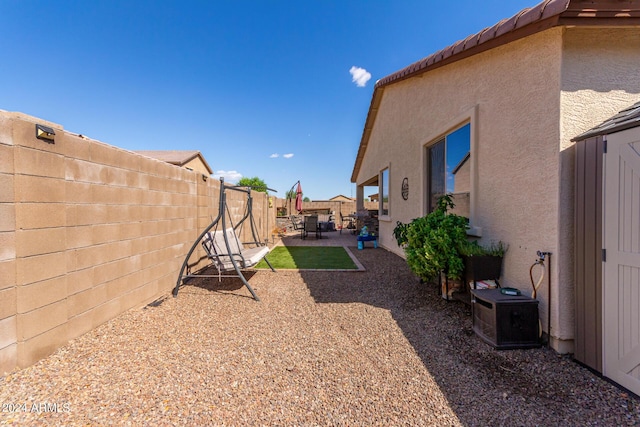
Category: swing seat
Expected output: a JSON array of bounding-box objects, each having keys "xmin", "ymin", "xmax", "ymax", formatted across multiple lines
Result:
[
  {"xmin": 203, "ymin": 228, "xmax": 270, "ymax": 271},
  {"xmin": 173, "ymin": 177, "xmax": 275, "ymax": 301}
]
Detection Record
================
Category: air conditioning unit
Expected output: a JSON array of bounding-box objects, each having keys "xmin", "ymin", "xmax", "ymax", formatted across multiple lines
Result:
[{"xmin": 471, "ymin": 289, "xmax": 540, "ymax": 349}]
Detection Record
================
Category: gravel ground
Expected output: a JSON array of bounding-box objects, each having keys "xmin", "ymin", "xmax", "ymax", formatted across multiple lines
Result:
[{"xmin": 1, "ymin": 247, "xmax": 639, "ymax": 426}]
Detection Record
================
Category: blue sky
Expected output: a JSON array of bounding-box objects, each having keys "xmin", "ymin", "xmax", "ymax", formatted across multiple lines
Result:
[{"xmin": 2, "ymin": 0, "xmax": 536, "ymax": 200}]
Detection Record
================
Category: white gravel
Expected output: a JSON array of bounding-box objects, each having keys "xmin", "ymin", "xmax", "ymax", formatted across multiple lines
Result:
[{"xmin": 1, "ymin": 247, "xmax": 639, "ymax": 426}]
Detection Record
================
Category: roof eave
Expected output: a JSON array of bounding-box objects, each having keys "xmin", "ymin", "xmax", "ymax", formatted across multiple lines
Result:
[
  {"xmin": 350, "ymin": 87, "xmax": 384, "ymax": 183},
  {"xmin": 375, "ymin": 15, "xmax": 562, "ymax": 89},
  {"xmin": 197, "ymin": 152, "xmax": 214, "ymax": 175},
  {"xmin": 350, "ymin": 0, "xmax": 640, "ymax": 184},
  {"xmin": 180, "ymin": 151, "xmax": 213, "ymax": 175}
]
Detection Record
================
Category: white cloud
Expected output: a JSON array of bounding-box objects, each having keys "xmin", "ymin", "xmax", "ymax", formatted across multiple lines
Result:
[
  {"xmin": 349, "ymin": 66, "xmax": 371, "ymax": 87},
  {"xmin": 213, "ymin": 170, "xmax": 243, "ymax": 183},
  {"xmin": 270, "ymin": 153, "xmax": 293, "ymax": 159}
]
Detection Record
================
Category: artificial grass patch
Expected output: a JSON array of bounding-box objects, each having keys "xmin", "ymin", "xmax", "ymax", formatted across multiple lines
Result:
[{"xmin": 255, "ymin": 246, "xmax": 358, "ymax": 270}]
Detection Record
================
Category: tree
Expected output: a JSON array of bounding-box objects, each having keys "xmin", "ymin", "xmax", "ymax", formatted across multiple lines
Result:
[
  {"xmin": 237, "ymin": 176, "xmax": 268, "ymax": 193},
  {"xmin": 285, "ymin": 189, "xmax": 308, "ymax": 201}
]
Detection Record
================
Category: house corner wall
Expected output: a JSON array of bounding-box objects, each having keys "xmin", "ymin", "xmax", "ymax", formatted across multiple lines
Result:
[
  {"xmin": 353, "ymin": 25, "xmax": 640, "ymax": 354},
  {"xmin": 557, "ymin": 26, "xmax": 640, "ymax": 350}
]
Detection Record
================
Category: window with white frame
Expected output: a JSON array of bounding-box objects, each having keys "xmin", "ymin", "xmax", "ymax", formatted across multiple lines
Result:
[
  {"xmin": 380, "ymin": 167, "xmax": 389, "ymax": 216},
  {"xmin": 426, "ymin": 123, "xmax": 471, "ymax": 217}
]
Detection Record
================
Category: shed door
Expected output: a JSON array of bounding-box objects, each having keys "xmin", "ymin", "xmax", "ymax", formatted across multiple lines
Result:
[{"xmin": 603, "ymin": 130, "xmax": 640, "ymax": 395}]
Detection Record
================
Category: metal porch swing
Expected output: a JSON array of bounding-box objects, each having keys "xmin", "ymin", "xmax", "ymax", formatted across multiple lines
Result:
[{"xmin": 173, "ymin": 177, "xmax": 275, "ymax": 301}]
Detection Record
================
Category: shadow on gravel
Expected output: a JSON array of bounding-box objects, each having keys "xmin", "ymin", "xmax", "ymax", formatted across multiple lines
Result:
[
  {"xmin": 176, "ymin": 265, "xmax": 257, "ymax": 300},
  {"xmin": 300, "ymin": 246, "xmax": 640, "ymax": 426}
]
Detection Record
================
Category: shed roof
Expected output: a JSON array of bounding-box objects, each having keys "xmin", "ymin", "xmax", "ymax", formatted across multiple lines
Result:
[
  {"xmin": 135, "ymin": 150, "xmax": 213, "ymax": 175},
  {"xmin": 572, "ymin": 101, "xmax": 640, "ymax": 141},
  {"xmin": 351, "ymin": 0, "xmax": 640, "ymax": 183}
]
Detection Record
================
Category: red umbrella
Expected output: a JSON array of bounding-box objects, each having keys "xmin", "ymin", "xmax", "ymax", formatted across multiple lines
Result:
[{"xmin": 295, "ymin": 182, "xmax": 303, "ymax": 213}]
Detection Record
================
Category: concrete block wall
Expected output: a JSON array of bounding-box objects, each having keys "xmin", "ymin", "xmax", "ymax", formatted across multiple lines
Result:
[
  {"xmin": 0, "ymin": 113, "xmax": 17, "ymax": 373},
  {"xmin": 0, "ymin": 111, "xmax": 276, "ymax": 374},
  {"xmin": 277, "ymin": 199, "xmax": 378, "ymax": 219}
]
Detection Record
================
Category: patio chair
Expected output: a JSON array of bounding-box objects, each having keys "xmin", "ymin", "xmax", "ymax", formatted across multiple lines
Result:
[
  {"xmin": 339, "ymin": 212, "xmax": 354, "ymax": 234},
  {"xmin": 317, "ymin": 214, "xmax": 335, "ymax": 232},
  {"xmin": 317, "ymin": 214, "xmax": 330, "ymax": 223},
  {"xmin": 290, "ymin": 215, "xmax": 304, "ymax": 231},
  {"xmin": 302, "ymin": 215, "xmax": 322, "ymax": 240}
]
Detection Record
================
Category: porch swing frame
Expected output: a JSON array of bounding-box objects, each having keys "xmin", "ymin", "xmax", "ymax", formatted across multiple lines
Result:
[{"xmin": 173, "ymin": 177, "xmax": 275, "ymax": 301}]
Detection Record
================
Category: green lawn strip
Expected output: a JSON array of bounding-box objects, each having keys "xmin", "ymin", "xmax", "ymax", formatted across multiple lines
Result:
[{"xmin": 256, "ymin": 246, "xmax": 357, "ymax": 270}]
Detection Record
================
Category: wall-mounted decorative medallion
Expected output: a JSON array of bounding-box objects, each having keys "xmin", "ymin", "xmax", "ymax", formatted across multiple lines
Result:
[{"xmin": 401, "ymin": 177, "xmax": 409, "ymax": 200}]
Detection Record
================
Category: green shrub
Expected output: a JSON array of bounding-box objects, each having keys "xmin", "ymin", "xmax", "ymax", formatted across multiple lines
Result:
[
  {"xmin": 392, "ymin": 220, "xmax": 411, "ymax": 247},
  {"xmin": 459, "ymin": 240, "xmax": 508, "ymax": 257},
  {"xmin": 398, "ymin": 195, "xmax": 469, "ymax": 282}
]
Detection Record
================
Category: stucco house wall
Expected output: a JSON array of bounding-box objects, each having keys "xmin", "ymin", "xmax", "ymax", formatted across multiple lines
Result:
[
  {"xmin": 353, "ymin": 25, "xmax": 640, "ymax": 352},
  {"xmin": 182, "ymin": 156, "xmax": 211, "ymax": 176},
  {"xmin": 556, "ymin": 26, "xmax": 640, "ymax": 352},
  {"xmin": 357, "ymin": 27, "xmax": 562, "ymax": 256}
]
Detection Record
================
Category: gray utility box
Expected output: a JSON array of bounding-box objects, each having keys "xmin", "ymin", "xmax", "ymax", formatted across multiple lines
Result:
[{"xmin": 471, "ymin": 289, "xmax": 540, "ymax": 350}]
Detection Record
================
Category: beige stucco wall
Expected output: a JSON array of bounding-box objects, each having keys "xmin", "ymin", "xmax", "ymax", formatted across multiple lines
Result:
[
  {"xmin": 0, "ymin": 111, "xmax": 276, "ymax": 374},
  {"xmin": 183, "ymin": 156, "xmax": 211, "ymax": 176},
  {"xmin": 557, "ymin": 26, "xmax": 640, "ymax": 351},
  {"xmin": 354, "ymin": 26, "xmax": 640, "ymax": 352}
]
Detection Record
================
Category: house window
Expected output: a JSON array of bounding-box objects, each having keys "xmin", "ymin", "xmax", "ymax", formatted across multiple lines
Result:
[
  {"xmin": 427, "ymin": 123, "xmax": 471, "ymax": 217},
  {"xmin": 380, "ymin": 168, "xmax": 389, "ymax": 216}
]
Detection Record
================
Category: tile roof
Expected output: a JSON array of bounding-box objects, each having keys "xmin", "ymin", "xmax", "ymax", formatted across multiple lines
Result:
[
  {"xmin": 572, "ymin": 101, "xmax": 640, "ymax": 141},
  {"xmin": 351, "ymin": 0, "xmax": 640, "ymax": 183},
  {"xmin": 376, "ymin": 0, "xmax": 640, "ymax": 89}
]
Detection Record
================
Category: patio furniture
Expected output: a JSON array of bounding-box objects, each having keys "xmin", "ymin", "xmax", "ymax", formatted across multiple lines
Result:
[
  {"xmin": 316, "ymin": 214, "xmax": 335, "ymax": 232},
  {"xmin": 174, "ymin": 177, "xmax": 275, "ymax": 301},
  {"xmin": 340, "ymin": 213, "xmax": 355, "ymax": 234},
  {"xmin": 317, "ymin": 214, "xmax": 331, "ymax": 223},
  {"xmin": 319, "ymin": 221, "xmax": 335, "ymax": 232},
  {"xmin": 290, "ymin": 215, "xmax": 304, "ymax": 231},
  {"xmin": 357, "ymin": 234, "xmax": 377, "ymax": 249},
  {"xmin": 202, "ymin": 227, "xmax": 270, "ymax": 276},
  {"xmin": 302, "ymin": 215, "xmax": 322, "ymax": 240}
]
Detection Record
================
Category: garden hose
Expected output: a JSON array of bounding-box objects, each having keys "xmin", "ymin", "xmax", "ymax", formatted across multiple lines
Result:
[
  {"xmin": 530, "ymin": 259, "xmax": 545, "ymax": 338},
  {"xmin": 529, "ymin": 260, "xmax": 545, "ymax": 299}
]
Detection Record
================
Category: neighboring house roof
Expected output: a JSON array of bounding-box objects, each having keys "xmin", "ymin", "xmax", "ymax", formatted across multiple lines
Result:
[
  {"xmin": 572, "ymin": 100, "xmax": 640, "ymax": 141},
  {"xmin": 452, "ymin": 152, "xmax": 471, "ymax": 175},
  {"xmin": 351, "ymin": 0, "xmax": 640, "ymax": 182},
  {"xmin": 135, "ymin": 150, "xmax": 213, "ymax": 175},
  {"xmin": 330, "ymin": 195, "xmax": 355, "ymax": 202}
]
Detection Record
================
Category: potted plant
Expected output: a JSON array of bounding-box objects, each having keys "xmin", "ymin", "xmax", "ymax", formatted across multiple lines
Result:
[
  {"xmin": 459, "ymin": 240, "xmax": 508, "ymax": 290},
  {"xmin": 393, "ymin": 195, "xmax": 469, "ymax": 298}
]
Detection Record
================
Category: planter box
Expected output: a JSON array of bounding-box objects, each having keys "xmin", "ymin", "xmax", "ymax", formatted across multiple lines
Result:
[
  {"xmin": 464, "ymin": 255, "xmax": 503, "ymax": 287},
  {"xmin": 441, "ymin": 274, "xmax": 464, "ymax": 300}
]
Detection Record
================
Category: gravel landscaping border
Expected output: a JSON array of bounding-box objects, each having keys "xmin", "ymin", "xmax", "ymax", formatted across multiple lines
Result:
[{"xmin": 1, "ymin": 247, "xmax": 639, "ymax": 426}]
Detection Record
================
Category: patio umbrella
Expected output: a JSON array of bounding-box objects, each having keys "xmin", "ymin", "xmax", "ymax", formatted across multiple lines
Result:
[{"xmin": 295, "ymin": 182, "xmax": 303, "ymax": 213}]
